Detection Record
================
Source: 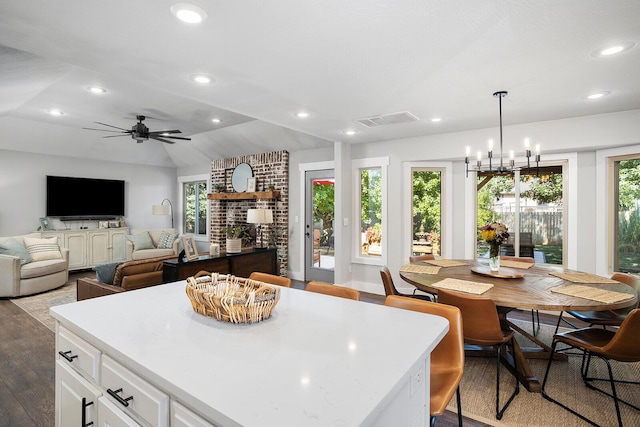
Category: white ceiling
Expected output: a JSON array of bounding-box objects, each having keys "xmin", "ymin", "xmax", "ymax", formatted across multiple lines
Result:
[{"xmin": 0, "ymin": 0, "xmax": 639, "ymax": 167}]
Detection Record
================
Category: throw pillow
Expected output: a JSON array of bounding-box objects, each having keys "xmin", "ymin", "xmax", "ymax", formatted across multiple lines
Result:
[
  {"xmin": 93, "ymin": 260, "xmax": 122, "ymax": 285},
  {"xmin": 126, "ymin": 232, "xmax": 155, "ymax": 251},
  {"xmin": 157, "ymin": 231, "xmax": 178, "ymax": 249},
  {"xmin": 0, "ymin": 238, "xmax": 32, "ymax": 265},
  {"xmin": 23, "ymin": 237, "xmax": 62, "ymax": 261}
]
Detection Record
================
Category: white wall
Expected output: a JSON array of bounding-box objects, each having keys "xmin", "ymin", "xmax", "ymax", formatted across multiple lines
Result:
[{"xmin": 0, "ymin": 149, "xmax": 177, "ymax": 236}]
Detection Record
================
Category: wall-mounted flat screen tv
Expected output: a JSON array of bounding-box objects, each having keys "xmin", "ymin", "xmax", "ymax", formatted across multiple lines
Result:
[{"xmin": 46, "ymin": 175, "xmax": 125, "ymax": 220}]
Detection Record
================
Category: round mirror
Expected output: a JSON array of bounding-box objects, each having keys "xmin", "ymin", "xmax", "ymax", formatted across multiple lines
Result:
[{"xmin": 231, "ymin": 162, "xmax": 253, "ymax": 192}]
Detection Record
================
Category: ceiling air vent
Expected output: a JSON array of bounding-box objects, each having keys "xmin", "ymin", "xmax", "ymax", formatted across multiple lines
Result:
[{"xmin": 355, "ymin": 111, "xmax": 419, "ymax": 128}]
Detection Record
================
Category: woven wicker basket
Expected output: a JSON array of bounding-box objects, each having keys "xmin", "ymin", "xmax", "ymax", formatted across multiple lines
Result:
[{"xmin": 185, "ymin": 271, "xmax": 281, "ymax": 324}]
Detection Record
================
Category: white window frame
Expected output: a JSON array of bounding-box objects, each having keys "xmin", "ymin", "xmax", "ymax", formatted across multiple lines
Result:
[
  {"xmin": 596, "ymin": 144, "xmax": 640, "ymax": 275},
  {"xmin": 178, "ymin": 174, "xmax": 210, "ymax": 242},
  {"xmin": 403, "ymin": 162, "xmax": 453, "ymax": 261},
  {"xmin": 352, "ymin": 157, "xmax": 389, "ymax": 266}
]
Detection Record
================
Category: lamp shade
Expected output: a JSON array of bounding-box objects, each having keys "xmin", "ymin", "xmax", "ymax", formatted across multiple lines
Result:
[
  {"xmin": 152, "ymin": 204, "xmax": 171, "ymax": 215},
  {"xmin": 246, "ymin": 208, "xmax": 273, "ymax": 224}
]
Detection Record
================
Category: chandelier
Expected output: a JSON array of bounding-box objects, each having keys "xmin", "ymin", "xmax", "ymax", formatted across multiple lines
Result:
[{"xmin": 465, "ymin": 91, "xmax": 540, "ymax": 177}]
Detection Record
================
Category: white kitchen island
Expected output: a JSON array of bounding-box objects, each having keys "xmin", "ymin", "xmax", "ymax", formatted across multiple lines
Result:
[{"xmin": 52, "ymin": 281, "xmax": 448, "ymax": 427}]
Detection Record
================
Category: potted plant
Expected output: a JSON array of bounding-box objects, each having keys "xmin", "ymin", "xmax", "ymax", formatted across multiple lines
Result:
[{"xmin": 223, "ymin": 225, "xmax": 243, "ymax": 253}]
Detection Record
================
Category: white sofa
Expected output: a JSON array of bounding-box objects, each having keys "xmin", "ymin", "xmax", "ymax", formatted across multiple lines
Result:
[
  {"xmin": 126, "ymin": 229, "xmax": 180, "ymax": 260},
  {"xmin": 0, "ymin": 232, "xmax": 70, "ymax": 297}
]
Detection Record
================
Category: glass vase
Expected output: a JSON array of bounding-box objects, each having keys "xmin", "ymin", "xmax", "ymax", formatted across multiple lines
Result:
[{"xmin": 489, "ymin": 243, "xmax": 500, "ymax": 271}]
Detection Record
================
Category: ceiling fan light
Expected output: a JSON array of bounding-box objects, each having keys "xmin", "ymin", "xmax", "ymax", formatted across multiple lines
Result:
[
  {"xmin": 86, "ymin": 85, "xmax": 107, "ymax": 94},
  {"xmin": 170, "ymin": 3, "xmax": 207, "ymax": 24},
  {"xmin": 190, "ymin": 74, "xmax": 213, "ymax": 84}
]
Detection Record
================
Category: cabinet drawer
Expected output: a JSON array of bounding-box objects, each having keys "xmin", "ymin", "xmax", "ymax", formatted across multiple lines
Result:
[
  {"xmin": 172, "ymin": 401, "xmax": 217, "ymax": 427},
  {"xmin": 57, "ymin": 326, "xmax": 101, "ymax": 382},
  {"xmin": 101, "ymin": 355, "xmax": 169, "ymax": 427}
]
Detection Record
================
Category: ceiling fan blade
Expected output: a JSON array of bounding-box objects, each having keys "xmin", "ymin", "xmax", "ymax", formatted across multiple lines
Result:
[
  {"xmin": 154, "ymin": 135, "xmax": 191, "ymax": 141},
  {"xmin": 148, "ymin": 129, "xmax": 182, "ymax": 135},
  {"xmin": 102, "ymin": 134, "xmax": 131, "ymax": 138},
  {"xmin": 150, "ymin": 136, "xmax": 176, "ymax": 144},
  {"xmin": 82, "ymin": 127, "xmax": 125, "ymax": 133},
  {"xmin": 94, "ymin": 121, "xmax": 130, "ymax": 131}
]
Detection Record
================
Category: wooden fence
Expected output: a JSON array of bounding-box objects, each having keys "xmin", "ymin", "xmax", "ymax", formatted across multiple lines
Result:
[{"xmin": 498, "ymin": 211, "xmax": 563, "ymax": 245}]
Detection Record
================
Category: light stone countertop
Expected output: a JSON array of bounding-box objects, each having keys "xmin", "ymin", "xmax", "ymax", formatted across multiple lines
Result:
[{"xmin": 52, "ymin": 281, "xmax": 448, "ymax": 426}]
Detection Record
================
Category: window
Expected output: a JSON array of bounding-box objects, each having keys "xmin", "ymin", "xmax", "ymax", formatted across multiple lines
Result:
[
  {"xmin": 353, "ymin": 157, "xmax": 388, "ymax": 264},
  {"xmin": 411, "ymin": 169, "xmax": 442, "ymax": 257},
  {"xmin": 475, "ymin": 164, "xmax": 565, "ymax": 264},
  {"xmin": 613, "ymin": 156, "xmax": 640, "ymax": 274},
  {"xmin": 181, "ymin": 176, "xmax": 208, "ymax": 238}
]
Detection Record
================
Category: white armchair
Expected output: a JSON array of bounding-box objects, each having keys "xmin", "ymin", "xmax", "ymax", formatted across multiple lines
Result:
[
  {"xmin": 0, "ymin": 233, "xmax": 70, "ymax": 297},
  {"xmin": 126, "ymin": 228, "xmax": 180, "ymax": 260}
]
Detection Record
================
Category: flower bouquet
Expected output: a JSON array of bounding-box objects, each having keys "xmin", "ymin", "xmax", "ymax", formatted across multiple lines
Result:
[{"xmin": 480, "ymin": 222, "xmax": 509, "ymax": 270}]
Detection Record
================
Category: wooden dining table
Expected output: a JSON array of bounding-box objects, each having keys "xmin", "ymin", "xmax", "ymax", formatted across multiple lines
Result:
[{"xmin": 399, "ymin": 259, "xmax": 639, "ymax": 392}]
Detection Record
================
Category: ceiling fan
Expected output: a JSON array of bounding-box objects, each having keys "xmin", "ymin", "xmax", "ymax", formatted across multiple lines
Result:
[{"xmin": 83, "ymin": 115, "xmax": 191, "ymax": 144}]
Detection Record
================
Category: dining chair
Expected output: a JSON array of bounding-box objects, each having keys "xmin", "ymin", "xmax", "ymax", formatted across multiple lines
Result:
[
  {"xmin": 437, "ymin": 289, "xmax": 520, "ymax": 420},
  {"xmin": 384, "ymin": 295, "xmax": 463, "ymax": 427},
  {"xmin": 541, "ymin": 308, "xmax": 640, "ymax": 427},
  {"xmin": 553, "ymin": 272, "xmax": 640, "ymax": 335},
  {"xmin": 248, "ymin": 272, "xmax": 292, "ymax": 288},
  {"xmin": 380, "ymin": 266, "xmax": 433, "ymax": 301},
  {"xmin": 305, "ymin": 281, "xmax": 360, "ymax": 301},
  {"xmin": 500, "ymin": 255, "xmax": 539, "ymax": 336},
  {"xmin": 409, "ymin": 254, "xmax": 437, "ymax": 300}
]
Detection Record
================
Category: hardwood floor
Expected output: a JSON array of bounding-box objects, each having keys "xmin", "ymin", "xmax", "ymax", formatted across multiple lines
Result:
[
  {"xmin": 0, "ymin": 299, "xmax": 55, "ymax": 427},
  {"xmin": 3, "ymin": 274, "xmax": 571, "ymax": 427}
]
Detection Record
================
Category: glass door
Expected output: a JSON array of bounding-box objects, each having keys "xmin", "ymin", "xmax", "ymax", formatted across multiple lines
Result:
[{"xmin": 305, "ymin": 169, "xmax": 335, "ymax": 282}]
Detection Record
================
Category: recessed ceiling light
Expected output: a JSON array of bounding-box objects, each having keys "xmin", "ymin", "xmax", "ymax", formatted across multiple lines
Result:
[
  {"xmin": 211, "ymin": 118, "xmax": 222, "ymax": 123},
  {"xmin": 170, "ymin": 3, "xmax": 207, "ymax": 24},
  {"xmin": 86, "ymin": 85, "xmax": 107, "ymax": 94},
  {"xmin": 189, "ymin": 74, "xmax": 213, "ymax": 84},
  {"xmin": 430, "ymin": 117, "xmax": 442, "ymax": 123},
  {"xmin": 343, "ymin": 129, "xmax": 357, "ymax": 136},
  {"xmin": 586, "ymin": 91, "xmax": 611, "ymax": 100},
  {"xmin": 592, "ymin": 42, "xmax": 635, "ymax": 57},
  {"xmin": 295, "ymin": 111, "xmax": 310, "ymax": 119},
  {"xmin": 48, "ymin": 109, "xmax": 64, "ymax": 116}
]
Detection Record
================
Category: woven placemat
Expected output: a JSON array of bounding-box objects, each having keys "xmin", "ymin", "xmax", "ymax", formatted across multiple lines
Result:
[
  {"xmin": 551, "ymin": 284, "xmax": 635, "ymax": 304},
  {"xmin": 399, "ymin": 264, "xmax": 441, "ymax": 275},
  {"xmin": 549, "ymin": 272, "xmax": 619, "ymax": 284},
  {"xmin": 425, "ymin": 259, "xmax": 468, "ymax": 267},
  {"xmin": 500, "ymin": 260, "xmax": 534, "ymax": 269},
  {"xmin": 431, "ymin": 278, "xmax": 493, "ymax": 295}
]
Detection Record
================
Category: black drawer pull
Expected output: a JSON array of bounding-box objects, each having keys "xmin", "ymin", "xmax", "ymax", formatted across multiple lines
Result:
[
  {"xmin": 58, "ymin": 350, "xmax": 78, "ymax": 363},
  {"xmin": 107, "ymin": 387, "xmax": 134, "ymax": 407},
  {"xmin": 81, "ymin": 397, "xmax": 94, "ymax": 426}
]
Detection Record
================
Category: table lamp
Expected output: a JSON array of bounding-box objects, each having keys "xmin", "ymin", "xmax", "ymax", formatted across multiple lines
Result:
[{"xmin": 246, "ymin": 208, "xmax": 273, "ymax": 248}]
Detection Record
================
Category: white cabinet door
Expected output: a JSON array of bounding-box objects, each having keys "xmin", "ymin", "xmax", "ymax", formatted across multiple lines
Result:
[
  {"xmin": 109, "ymin": 228, "xmax": 128, "ymax": 261},
  {"xmin": 172, "ymin": 401, "xmax": 217, "ymax": 427},
  {"xmin": 97, "ymin": 396, "xmax": 141, "ymax": 427},
  {"xmin": 66, "ymin": 232, "xmax": 88, "ymax": 269},
  {"xmin": 88, "ymin": 231, "xmax": 110, "ymax": 265},
  {"xmin": 55, "ymin": 361, "xmax": 101, "ymax": 427}
]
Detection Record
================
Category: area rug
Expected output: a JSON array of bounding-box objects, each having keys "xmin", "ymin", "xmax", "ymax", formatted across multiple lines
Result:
[
  {"xmin": 10, "ymin": 280, "xmax": 78, "ymax": 332},
  {"xmin": 447, "ymin": 320, "xmax": 640, "ymax": 427}
]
